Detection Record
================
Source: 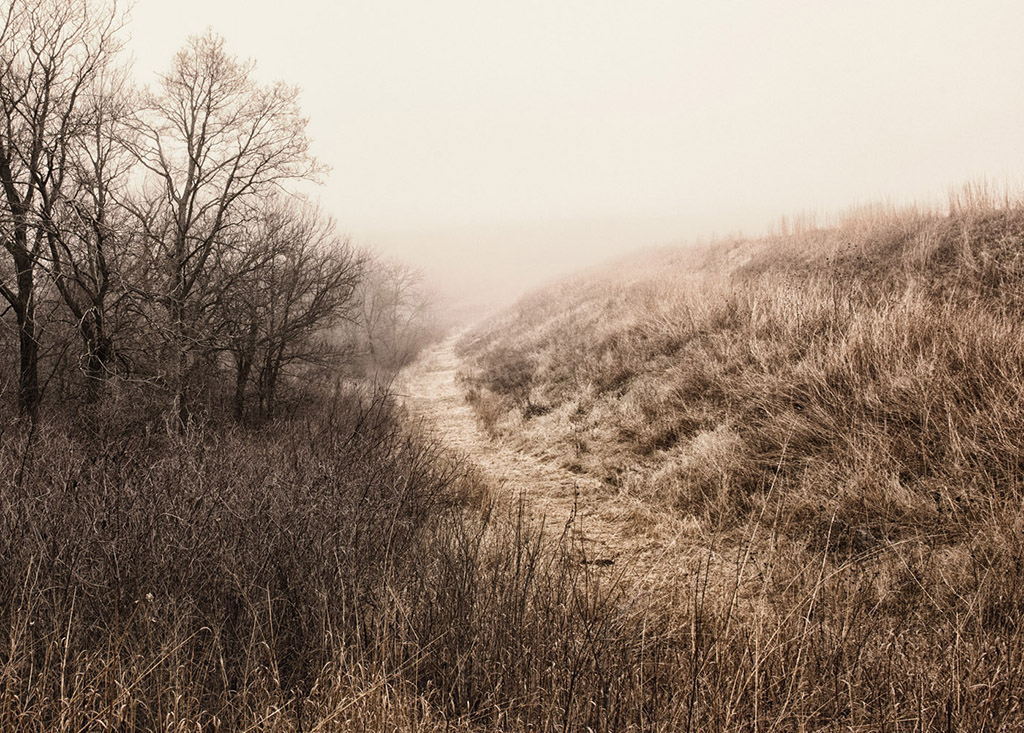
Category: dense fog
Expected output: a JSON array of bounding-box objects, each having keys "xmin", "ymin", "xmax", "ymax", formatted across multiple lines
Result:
[{"xmin": 124, "ymin": 0, "xmax": 1024, "ymax": 317}]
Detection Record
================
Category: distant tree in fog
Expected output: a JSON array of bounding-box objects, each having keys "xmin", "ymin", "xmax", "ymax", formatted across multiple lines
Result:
[
  {"xmin": 352, "ymin": 256, "xmax": 436, "ymax": 377},
  {"xmin": 222, "ymin": 199, "xmax": 362, "ymax": 420}
]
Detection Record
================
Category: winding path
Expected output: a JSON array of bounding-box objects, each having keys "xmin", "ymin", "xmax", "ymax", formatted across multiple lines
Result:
[{"xmin": 397, "ymin": 334, "xmax": 722, "ymax": 599}]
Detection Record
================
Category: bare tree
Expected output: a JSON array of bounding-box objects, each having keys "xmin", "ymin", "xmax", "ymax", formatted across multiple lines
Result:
[
  {"xmin": 352, "ymin": 256, "xmax": 436, "ymax": 378},
  {"xmin": 44, "ymin": 65, "xmax": 137, "ymax": 399},
  {"xmin": 0, "ymin": 0, "xmax": 124, "ymax": 417},
  {"xmin": 125, "ymin": 31, "xmax": 322, "ymax": 425},
  {"xmin": 223, "ymin": 199, "xmax": 362, "ymax": 420}
]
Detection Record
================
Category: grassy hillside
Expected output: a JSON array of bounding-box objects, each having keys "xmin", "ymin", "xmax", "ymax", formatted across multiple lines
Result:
[
  {"xmin": 461, "ymin": 192, "xmax": 1024, "ymax": 540},
  {"xmin": 456, "ymin": 188, "xmax": 1024, "ymax": 727}
]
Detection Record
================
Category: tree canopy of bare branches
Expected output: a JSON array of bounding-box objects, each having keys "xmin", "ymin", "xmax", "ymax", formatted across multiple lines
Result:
[
  {"xmin": 0, "ymin": 0, "xmax": 125, "ymax": 416},
  {"xmin": 0, "ymin": 16, "xmax": 436, "ymax": 425},
  {"xmin": 125, "ymin": 31, "xmax": 324, "ymax": 424},
  {"xmin": 222, "ymin": 199, "xmax": 362, "ymax": 419}
]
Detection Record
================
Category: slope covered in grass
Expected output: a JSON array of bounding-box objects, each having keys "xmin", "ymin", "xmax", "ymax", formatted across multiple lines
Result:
[
  {"xmin": 454, "ymin": 192, "xmax": 1024, "ymax": 727},
  {"xmin": 460, "ymin": 195, "xmax": 1024, "ymax": 548}
]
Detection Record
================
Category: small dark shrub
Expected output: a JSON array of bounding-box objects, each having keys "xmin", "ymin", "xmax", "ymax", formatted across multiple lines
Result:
[{"xmin": 476, "ymin": 345, "xmax": 536, "ymax": 406}]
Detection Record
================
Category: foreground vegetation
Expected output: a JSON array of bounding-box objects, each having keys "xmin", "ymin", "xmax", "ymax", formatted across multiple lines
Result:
[
  {"xmin": 459, "ymin": 186, "xmax": 1024, "ymax": 729},
  {"xmin": 10, "ymin": 391, "xmax": 1024, "ymax": 731},
  {"xmin": 0, "ymin": 392, "xmax": 639, "ymax": 730}
]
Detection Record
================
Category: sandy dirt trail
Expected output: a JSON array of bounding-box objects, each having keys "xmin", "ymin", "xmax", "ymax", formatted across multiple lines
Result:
[{"xmin": 397, "ymin": 334, "xmax": 715, "ymax": 596}]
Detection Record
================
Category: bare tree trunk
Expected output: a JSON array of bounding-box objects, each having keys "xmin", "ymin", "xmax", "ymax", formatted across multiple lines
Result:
[
  {"xmin": 174, "ymin": 343, "xmax": 189, "ymax": 430},
  {"xmin": 233, "ymin": 354, "xmax": 253, "ymax": 421},
  {"xmin": 169, "ymin": 294, "xmax": 190, "ymax": 430},
  {"xmin": 13, "ymin": 253, "xmax": 40, "ymax": 418},
  {"xmin": 82, "ymin": 324, "xmax": 113, "ymax": 403},
  {"xmin": 16, "ymin": 306, "xmax": 40, "ymax": 418},
  {"xmin": 259, "ymin": 343, "xmax": 288, "ymax": 420}
]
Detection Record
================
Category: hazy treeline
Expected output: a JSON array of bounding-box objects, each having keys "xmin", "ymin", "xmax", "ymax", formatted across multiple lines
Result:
[{"xmin": 0, "ymin": 0, "xmax": 432, "ymax": 425}]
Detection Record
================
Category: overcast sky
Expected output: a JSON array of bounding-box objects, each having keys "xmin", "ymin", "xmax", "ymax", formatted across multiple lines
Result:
[{"xmin": 126, "ymin": 0, "xmax": 1024, "ymax": 309}]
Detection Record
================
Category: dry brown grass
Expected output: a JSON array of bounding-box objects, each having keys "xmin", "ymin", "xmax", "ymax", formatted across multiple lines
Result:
[
  {"xmin": 7, "ymin": 185, "xmax": 1024, "ymax": 730},
  {"xmin": 0, "ymin": 388, "xmax": 714, "ymax": 731},
  {"xmin": 456, "ymin": 187, "xmax": 1024, "ymax": 729}
]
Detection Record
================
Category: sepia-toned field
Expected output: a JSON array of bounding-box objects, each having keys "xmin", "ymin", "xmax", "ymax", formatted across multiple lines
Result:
[{"xmin": 4, "ymin": 0, "xmax": 1024, "ymax": 727}]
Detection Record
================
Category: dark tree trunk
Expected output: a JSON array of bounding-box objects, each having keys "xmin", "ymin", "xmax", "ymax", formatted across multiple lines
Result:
[
  {"xmin": 175, "ymin": 353, "xmax": 189, "ymax": 429},
  {"xmin": 82, "ymin": 327, "xmax": 113, "ymax": 403},
  {"xmin": 168, "ymin": 293, "xmax": 190, "ymax": 431},
  {"xmin": 233, "ymin": 353, "xmax": 252, "ymax": 422},
  {"xmin": 1, "ymin": 170, "xmax": 42, "ymax": 419},
  {"xmin": 258, "ymin": 345, "xmax": 285, "ymax": 419},
  {"xmin": 14, "ymin": 253, "xmax": 40, "ymax": 418},
  {"xmin": 17, "ymin": 307, "xmax": 40, "ymax": 418}
]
